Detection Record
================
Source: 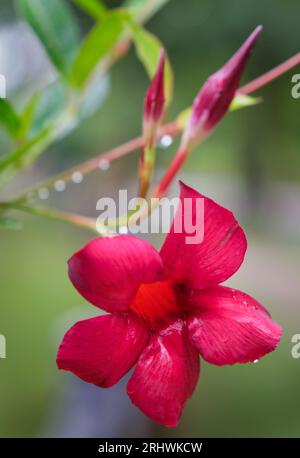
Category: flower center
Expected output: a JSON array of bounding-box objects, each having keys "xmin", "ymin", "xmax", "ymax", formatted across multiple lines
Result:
[{"xmin": 130, "ymin": 281, "xmax": 181, "ymax": 328}]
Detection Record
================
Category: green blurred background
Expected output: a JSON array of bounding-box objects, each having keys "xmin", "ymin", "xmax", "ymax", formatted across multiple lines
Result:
[{"xmin": 0, "ymin": 0, "xmax": 299, "ymax": 437}]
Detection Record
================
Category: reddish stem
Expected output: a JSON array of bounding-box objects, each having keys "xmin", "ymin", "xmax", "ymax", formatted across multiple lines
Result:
[
  {"xmin": 154, "ymin": 148, "xmax": 188, "ymax": 198},
  {"xmin": 239, "ymin": 52, "xmax": 300, "ymax": 94},
  {"xmin": 15, "ymin": 54, "xmax": 300, "ymax": 205},
  {"xmin": 17, "ymin": 121, "xmax": 180, "ymax": 200}
]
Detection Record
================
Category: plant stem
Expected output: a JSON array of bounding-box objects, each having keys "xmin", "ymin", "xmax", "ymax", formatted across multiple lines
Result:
[
  {"xmin": 238, "ymin": 52, "xmax": 300, "ymax": 94},
  {"xmin": 0, "ymin": 201, "xmax": 107, "ymax": 234},
  {"xmin": 153, "ymin": 147, "xmax": 188, "ymax": 198},
  {"xmin": 150, "ymin": 52, "xmax": 300, "ymax": 199},
  {"xmin": 15, "ymin": 121, "xmax": 180, "ymax": 202},
  {"xmin": 4, "ymin": 53, "xmax": 300, "ymax": 231},
  {"xmin": 14, "ymin": 52, "xmax": 300, "ymax": 202},
  {"xmin": 138, "ymin": 145, "xmax": 156, "ymax": 198}
]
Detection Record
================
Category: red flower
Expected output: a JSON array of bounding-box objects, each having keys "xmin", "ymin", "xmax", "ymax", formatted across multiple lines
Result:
[{"xmin": 57, "ymin": 182, "xmax": 281, "ymax": 427}]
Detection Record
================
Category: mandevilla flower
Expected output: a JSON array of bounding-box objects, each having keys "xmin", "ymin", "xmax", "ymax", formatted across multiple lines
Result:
[
  {"xmin": 57, "ymin": 182, "xmax": 281, "ymax": 427},
  {"xmin": 181, "ymin": 26, "xmax": 262, "ymax": 152}
]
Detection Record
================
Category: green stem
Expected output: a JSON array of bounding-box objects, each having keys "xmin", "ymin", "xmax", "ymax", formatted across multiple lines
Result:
[
  {"xmin": 0, "ymin": 201, "xmax": 109, "ymax": 235},
  {"xmin": 138, "ymin": 144, "xmax": 156, "ymax": 198}
]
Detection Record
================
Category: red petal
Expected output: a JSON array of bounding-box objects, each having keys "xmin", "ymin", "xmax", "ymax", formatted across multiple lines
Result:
[
  {"xmin": 127, "ymin": 320, "xmax": 200, "ymax": 427},
  {"xmin": 57, "ymin": 313, "xmax": 149, "ymax": 388},
  {"xmin": 68, "ymin": 235, "xmax": 163, "ymax": 313},
  {"xmin": 186, "ymin": 286, "xmax": 282, "ymax": 365},
  {"xmin": 160, "ymin": 182, "xmax": 247, "ymax": 289}
]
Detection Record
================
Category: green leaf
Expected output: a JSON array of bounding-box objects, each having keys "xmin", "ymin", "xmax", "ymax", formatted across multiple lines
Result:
[
  {"xmin": 129, "ymin": 23, "xmax": 174, "ymax": 105},
  {"xmin": 32, "ymin": 74, "xmax": 109, "ymax": 138},
  {"xmin": 176, "ymin": 107, "xmax": 191, "ymax": 129},
  {"xmin": 24, "ymin": 72, "xmax": 109, "ymax": 145},
  {"xmin": 79, "ymin": 74, "xmax": 110, "ymax": 119},
  {"xmin": 0, "ymin": 216, "xmax": 23, "ymax": 231},
  {"xmin": 0, "ymin": 75, "xmax": 110, "ymax": 188},
  {"xmin": 73, "ymin": 0, "xmax": 107, "ymax": 19},
  {"xmin": 17, "ymin": 0, "xmax": 80, "ymax": 74},
  {"xmin": 125, "ymin": 0, "xmax": 170, "ymax": 22},
  {"xmin": 0, "ymin": 128, "xmax": 51, "ymax": 187},
  {"xmin": 31, "ymin": 81, "xmax": 67, "ymax": 135},
  {"xmin": 230, "ymin": 93, "xmax": 261, "ymax": 111},
  {"xmin": 71, "ymin": 11, "xmax": 129, "ymax": 87},
  {"xmin": 18, "ymin": 94, "xmax": 40, "ymax": 141},
  {"xmin": 0, "ymin": 99, "xmax": 21, "ymax": 137}
]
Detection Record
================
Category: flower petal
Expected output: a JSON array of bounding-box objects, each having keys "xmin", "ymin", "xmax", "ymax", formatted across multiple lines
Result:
[
  {"xmin": 68, "ymin": 235, "xmax": 163, "ymax": 312},
  {"xmin": 127, "ymin": 320, "xmax": 200, "ymax": 427},
  {"xmin": 57, "ymin": 313, "xmax": 149, "ymax": 388},
  {"xmin": 186, "ymin": 286, "xmax": 282, "ymax": 365},
  {"xmin": 160, "ymin": 181, "xmax": 247, "ymax": 289}
]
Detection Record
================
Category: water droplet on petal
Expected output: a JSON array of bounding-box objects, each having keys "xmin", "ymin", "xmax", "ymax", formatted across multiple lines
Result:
[
  {"xmin": 99, "ymin": 159, "xmax": 110, "ymax": 171},
  {"xmin": 119, "ymin": 226, "xmax": 128, "ymax": 234},
  {"xmin": 38, "ymin": 187, "xmax": 50, "ymax": 200},
  {"xmin": 158, "ymin": 134, "xmax": 173, "ymax": 149},
  {"xmin": 253, "ymin": 359, "xmax": 259, "ymax": 364},
  {"xmin": 54, "ymin": 180, "xmax": 66, "ymax": 192},
  {"xmin": 71, "ymin": 171, "xmax": 83, "ymax": 184}
]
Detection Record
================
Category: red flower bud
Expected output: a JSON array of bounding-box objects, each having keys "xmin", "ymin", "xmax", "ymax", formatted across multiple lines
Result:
[
  {"xmin": 144, "ymin": 49, "xmax": 166, "ymax": 125},
  {"xmin": 182, "ymin": 26, "xmax": 262, "ymax": 151},
  {"xmin": 139, "ymin": 50, "xmax": 166, "ymax": 197}
]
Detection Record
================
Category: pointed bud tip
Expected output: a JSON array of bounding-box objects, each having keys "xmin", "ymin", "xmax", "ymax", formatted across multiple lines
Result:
[
  {"xmin": 249, "ymin": 25, "xmax": 263, "ymax": 43},
  {"xmin": 224, "ymin": 25, "xmax": 262, "ymax": 76}
]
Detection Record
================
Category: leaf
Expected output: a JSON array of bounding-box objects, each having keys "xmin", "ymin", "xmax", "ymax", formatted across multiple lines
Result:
[
  {"xmin": 79, "ymin": 74, "xmax": 110, "ymax": 119},
  {"xmin": 0, "ymin": 99, "xmax": 21, "ymax": 137},
  {"xmin": 230, "ymin": 93, "xmax": 261, "ymax": 111},
  {"xmin": 32, "ymin": 74, "xmax": 109, "ymax": 139},
  {"xmin": 70, "ymin": 11, "xmax": 129, "ymax": 87},
  {"xmin": 129, "ymin": 23, "xmax": 174, "ymax": 105},
  {"xmin": 0, "ymin": 216, "xmax": 23, "ymax": 231},
  {"xmin": 18, "ymin": 94, "xmax": 40, "ymax": 141},
  {"xmin": 0, "ymin": 75, "xmax": 110, "ymax": 188},
  {"xmin": 0, "ymin": 128, "xmax": 51, "ymax": 187},
  {"xmin": 17, "ymin": 0, "xmax": 80, "ymax": 74},
  {"xmin": 176, "ymin": 107, "xmax": 191, "ymax": 129},
  {"xmin": 73, "ymin": 0, "xmax": 107, "ymax": 19},
  {"xmin": 125, "ymin": 0, "xmax": 170, "ymax": 22},
  {"xmin": 31, "ymin": 81, "xmax": 67, "ymax": 135}
]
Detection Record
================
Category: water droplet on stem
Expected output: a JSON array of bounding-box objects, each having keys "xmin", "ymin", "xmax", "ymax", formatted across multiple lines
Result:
[
  {"xmin": 99, "ymin": 159, "xmax": 110, "ymax": 171},
  {"xmin": 71, "ymin": 171, "xmax": 83, "ymax": 184},
  {"xmin": 54, "ymin": 180, "xmax": 66, "ymax": 192}
]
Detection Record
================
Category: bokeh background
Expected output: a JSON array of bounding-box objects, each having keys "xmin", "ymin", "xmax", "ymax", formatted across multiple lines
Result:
[{"xmin": 0, "ymin": 0, "xmax": 299, "ymax": 437}]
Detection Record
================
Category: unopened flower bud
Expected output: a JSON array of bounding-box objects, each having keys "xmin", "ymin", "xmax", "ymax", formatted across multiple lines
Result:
[
  {"xmin": 181, "ymin": 26, "xmax": 262, "ymax": 151},
  {"xmin": 143, "ymin": 49, "xmax": 166, "ymax": 147}
]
